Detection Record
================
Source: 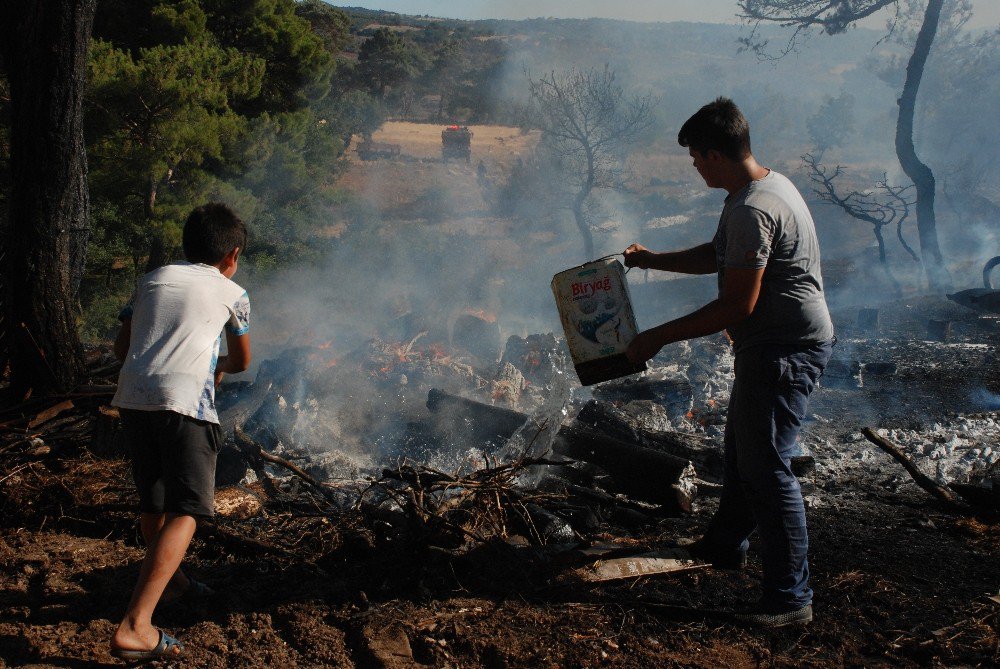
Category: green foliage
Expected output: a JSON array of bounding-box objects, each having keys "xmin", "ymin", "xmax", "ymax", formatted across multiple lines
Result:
[
  {"xmin": 203, "ymin": 0, "xmax": 332, "ymax": 113},
  {"xmin": 93, "ymin": 0, "xmax": 210, "ymax": 51},
  {"xmin": 62, "ymin": 1, "xmax": 509, "ymax": 336},
  {"xmin": 358, "ymin": 27, "xmax": 429, "ymax": 96},
  {"xmin": 294, "ymin": 0, "xmax": 352, "ymax": 55},
  {"xmin": 86, "ymin": 37, "xmax": 265, "ymax": 262},
  {"xmin": 807, "ymin": 91, "xmax": 856, "ymax": 154}
]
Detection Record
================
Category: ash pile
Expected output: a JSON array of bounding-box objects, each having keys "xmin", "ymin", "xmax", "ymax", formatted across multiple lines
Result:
[
  {"xmin": 212, "ymin": 313, "xmax": 767, "ymax": 546},
  {"xmin": 796, "ymin": 292, "xmax": 1000, "ymax": 510}
]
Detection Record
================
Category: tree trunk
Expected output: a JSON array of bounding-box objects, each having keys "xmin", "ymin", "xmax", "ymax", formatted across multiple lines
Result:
[
  {"xmin": 571, "ymin": 190, "xmax": 595, "ymax": 262},
  {"xmin": 1, "ymin": 0, "xmax": 95, "ymax": 396},
  {"xmin": 143, "ymin": 175, "xmax": 169, "ymax": 272},
  {"xmin": 573, "ymin": 148, "xmax": 597, "ymax": 261},
  {"xmin": 895, "ymin": 0, "xmax": 947, "ymax": 290}
]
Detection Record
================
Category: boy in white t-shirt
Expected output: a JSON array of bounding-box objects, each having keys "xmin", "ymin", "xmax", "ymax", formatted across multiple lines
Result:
[{"xmin": 109, "ymin": 203, "xmax": 252, "ymax": 661}]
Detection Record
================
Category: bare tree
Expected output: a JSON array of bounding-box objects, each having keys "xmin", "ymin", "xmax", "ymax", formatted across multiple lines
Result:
[
  {"xmin": 739, "ymin": 0, "xmax": 949, "ymax": 290},
  {"xmin": 803, "ymin": 153, "xmax": 918, "ymax": 295},
  {"xmin": 0, "ymin": 0, "xmax": 95, "ymax": 396},
  {"xmin": 526, "ymin": 66, "xmax": 654, "ymax": 261}
]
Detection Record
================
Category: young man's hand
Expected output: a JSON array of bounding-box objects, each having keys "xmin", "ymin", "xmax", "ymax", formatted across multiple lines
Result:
[
  {"xmin": 625, "ymin": 329, "xmax": 664, "ymax": 364},
  {"xmin": 623, "ymin": 243, "xmax": 653, "ymax": 269}
]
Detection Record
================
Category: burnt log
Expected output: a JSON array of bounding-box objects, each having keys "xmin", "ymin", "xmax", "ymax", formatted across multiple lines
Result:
[
  {"xmin": 576, "ymin": 400, "xmax": 721, "ymax": 476},
  {"xmin": 576, "ymin": 400, "xmax": 814, "ymax": 482},
  {"xmin": 426, "ymin": 389, "xmax": 696, "ymax": 512}
]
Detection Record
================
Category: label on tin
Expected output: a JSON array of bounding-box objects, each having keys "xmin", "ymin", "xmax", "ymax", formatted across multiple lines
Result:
[{"xmin": 551, "ymin": 258, "xmax": 645, "ymax": 384}]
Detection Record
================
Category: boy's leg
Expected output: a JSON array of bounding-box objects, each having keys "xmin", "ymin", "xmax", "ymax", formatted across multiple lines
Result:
[
  {"xmin": 112, "ymin": 513, "xmax": 196, "ymax": 652},
  {"xmin": 139, "ymin": 513, "xmax": 190, "ymax": 596}
]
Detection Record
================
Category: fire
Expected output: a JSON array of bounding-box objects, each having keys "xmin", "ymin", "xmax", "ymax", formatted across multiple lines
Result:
[
  {"xmin": 317, "ymin": 341, "xmax": 333, "ymax": 350},
  {"xmin": 464, "ymin": 308, "xmax": 497, "ymax": 323},
  {"xmin": 427, "ymin": 343, "xmax": 450, "ymax": 360}
]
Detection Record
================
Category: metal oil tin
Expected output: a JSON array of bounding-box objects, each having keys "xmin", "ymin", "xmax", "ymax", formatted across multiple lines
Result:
[{"xmin": 551, "ymin": 258, "xmax": 647, "ymax": 385}]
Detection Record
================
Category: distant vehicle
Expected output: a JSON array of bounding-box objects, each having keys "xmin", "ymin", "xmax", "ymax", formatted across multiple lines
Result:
[
  {"xmin": 441, "ymin": 125, "xmax": 472, "ymax": 163},
  {"xmin": 357, "ymin": 139, "xmax": 401, "ymax": 161}
]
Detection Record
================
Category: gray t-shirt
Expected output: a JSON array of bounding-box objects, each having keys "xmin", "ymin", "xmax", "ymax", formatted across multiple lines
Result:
[{"xmin": 712, "ymin": 170, "xmax": 834, "ymax": 352}]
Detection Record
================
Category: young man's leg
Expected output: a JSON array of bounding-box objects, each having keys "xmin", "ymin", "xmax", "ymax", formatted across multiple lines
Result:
[
  {"xmin": 697, "ymin": 370, "xmax": 757, "ymax": 564},
  {"xmin": 112, "ymin": 513, "xmax": 196, "ymax": 652},
  {"xmin": 732, "ymin": 343, "xmax": 831, "ymax": 611}
]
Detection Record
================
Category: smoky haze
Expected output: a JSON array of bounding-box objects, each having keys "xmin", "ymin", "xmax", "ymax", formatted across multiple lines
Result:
[
  {"xmin": 326, "ymin": 0, "xmax": 1000, "ymax": 30},
  {"xmin": 245, "ymin": 8, "xmax": 999, "ymax": 380}
]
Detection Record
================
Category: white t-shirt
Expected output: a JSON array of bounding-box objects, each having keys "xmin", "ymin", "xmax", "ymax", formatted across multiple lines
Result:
[{"xmin": 112, "ymin": 261, "xmax": 250, "ymax": 424}]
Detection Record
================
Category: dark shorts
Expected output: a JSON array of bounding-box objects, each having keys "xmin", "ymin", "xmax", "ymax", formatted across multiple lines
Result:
[{"xmin": 119, "ymin": 409, "xmax": 220, "ymax": 518}]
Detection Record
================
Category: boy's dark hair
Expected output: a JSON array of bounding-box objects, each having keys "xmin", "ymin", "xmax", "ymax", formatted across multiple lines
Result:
[
  {"xmin": 182, "ymin": 203, "xmax": 247, "ymax": 264},
  {"xmin": 677, "ymin": 97, "xmax": 751, "ymax": 161}
]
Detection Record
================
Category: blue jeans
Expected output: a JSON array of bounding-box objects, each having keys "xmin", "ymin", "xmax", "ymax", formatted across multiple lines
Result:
[{"xmin": 701, "ymin": 340, "xmax": 833, "ymax": 610}]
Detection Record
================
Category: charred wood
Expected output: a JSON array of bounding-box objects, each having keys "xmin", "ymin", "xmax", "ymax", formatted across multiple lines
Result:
[
  {"xmin": 575, "ymin": 400, "xmax": 723, "ymax": 478},
  {"xmin": 426, "ymin": 389, "xmax": 695, "ymax": 512},
  {"xmin": 232, "ymin": 426, "xmax": 342, "ymax": 505},
  {"xmin": 861, "ymin": 427, "xmax": 963, "ymax": 511},
  {"xmin": 947, "ymin": 482, "xmax": 999, "ymax": 512}
]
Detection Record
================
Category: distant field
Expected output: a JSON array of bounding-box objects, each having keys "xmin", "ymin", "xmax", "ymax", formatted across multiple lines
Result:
[{"xmin": 358, "ymin": 121, "xmax": 540, "ymax": 164}]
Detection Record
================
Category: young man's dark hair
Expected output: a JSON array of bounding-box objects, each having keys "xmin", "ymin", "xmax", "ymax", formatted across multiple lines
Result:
[
  {"xmin": 182, "ymin": 202, "xmax": 247, "ymax": 264},
  {"xmin": 677, "ymin": 97, "xmax": 752, "ymax": 161}
]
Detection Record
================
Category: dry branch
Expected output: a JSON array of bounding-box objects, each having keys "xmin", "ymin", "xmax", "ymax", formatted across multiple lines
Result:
[
  {"xmin": 233, "ymin": 426, "xmax": 341, "ymax": 505},
  {"xmin": 861, "ymin": 427, "xmax": 963, "ymax": 510}
]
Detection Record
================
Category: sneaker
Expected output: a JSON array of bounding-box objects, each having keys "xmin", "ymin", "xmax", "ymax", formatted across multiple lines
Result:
[
  {"xmin": 682, "ymin": 538, "xmax": 747, "ymax": 570},
  {"xmin": 732, "ymin": 603, "xmax": 813, "ymax": 628}
]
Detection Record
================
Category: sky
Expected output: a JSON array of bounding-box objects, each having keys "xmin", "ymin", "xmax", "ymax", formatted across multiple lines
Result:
[{"xmin": 329, "ymin": 0, "xmax": 1000, "ymax": 29}]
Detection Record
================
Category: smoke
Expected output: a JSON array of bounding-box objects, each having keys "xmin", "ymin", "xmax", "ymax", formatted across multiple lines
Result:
[
  {"xmin": 971, "ymin": 387, "xmax": 1000, "ymax": 411},
  {"xmin": 232, "ymin": 15, "xmax": 998, "ymax": 473}
]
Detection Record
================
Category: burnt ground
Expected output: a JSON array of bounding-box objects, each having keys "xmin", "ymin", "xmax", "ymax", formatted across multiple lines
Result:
[{"xmin": 1, "ymin": 298, "xmax": 999, "ymax": 668}]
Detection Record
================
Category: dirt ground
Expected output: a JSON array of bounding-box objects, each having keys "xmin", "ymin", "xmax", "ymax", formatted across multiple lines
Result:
[
  {"xmin": 1, "ymin": 404, "xmax": 997, "ymax": 668},
  {"xmin": 365, "ymin": 122, "xmax": 540, "ymax": 163}
]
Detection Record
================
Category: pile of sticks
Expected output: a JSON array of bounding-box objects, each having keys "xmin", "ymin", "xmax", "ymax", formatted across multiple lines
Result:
[{"xmin": 361, "ymin": 453, "xmax": 567, "ymax": 548}]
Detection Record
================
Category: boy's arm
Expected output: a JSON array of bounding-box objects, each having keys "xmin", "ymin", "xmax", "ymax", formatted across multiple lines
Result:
[
  {"xmin": 215, "ymin": 331, "xmax": 251, "ymax": 385},
  {"xmin": 623, "ymin": 242, "xmax": 717, "ymax": 275},
  {"xmin": 114, "ymin": 318, "xmax": 132, "ymax": 362}
]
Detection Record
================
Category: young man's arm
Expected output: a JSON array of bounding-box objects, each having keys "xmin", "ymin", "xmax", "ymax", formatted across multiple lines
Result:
[
  {"xmin": 215, "ymin": 331, "xmax": 251, "ymax": 385},
  {"xmin": 114, "ymin": 319, "xmax": 132, "ymax": 361},
  {"xmin": 623, "ymin": 242, "xmax": 717, "ymax": 275},
  {"xmin": 625, "ymin": 266, "xmax": 764, "ymax": 363}
]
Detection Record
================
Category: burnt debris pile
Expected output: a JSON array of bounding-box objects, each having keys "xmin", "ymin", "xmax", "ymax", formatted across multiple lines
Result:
[{"xmin": 211, "ymin": 286, "xmax": 1000, "ymax": 543}]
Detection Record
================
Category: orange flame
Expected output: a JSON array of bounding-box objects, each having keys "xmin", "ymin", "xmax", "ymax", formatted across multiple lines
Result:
[{"xmin": 464, "ymin": 308, "xmax": 497, "ymax": 323}]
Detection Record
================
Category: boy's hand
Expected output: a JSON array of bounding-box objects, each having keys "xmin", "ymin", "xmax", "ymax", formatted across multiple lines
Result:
[
  {"xmin": 215, "ymin": 356, "xmax": 227, "ymax": 386},
  {"xmin": 623, "ymin": 243, "xmax": 653, "ymax": 269}
]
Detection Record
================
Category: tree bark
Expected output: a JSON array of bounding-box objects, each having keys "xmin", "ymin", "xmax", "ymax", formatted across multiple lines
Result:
[
  {"xmin": 895, "ymin": 0, "xmax": 947, "ymax": 290},
  {"xmin": 571, "ymin": 190, "xmax": 595, "ymax": 262},
  {"xmin": 572, "ymin": 147, "xmax": 596, "ymax": 260},
  {"xmin": 143, "ymin": 175, "xmax": 169, "ymax": 272},
  {"xmin": 1, "ymin": 0, "xmax": 95, "ymax": 396}
]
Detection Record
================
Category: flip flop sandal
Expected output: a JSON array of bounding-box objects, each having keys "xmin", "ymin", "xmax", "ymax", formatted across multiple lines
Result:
[{"xmin": 110, "ymin": 629, "xmax": 184, "ymax": 661}]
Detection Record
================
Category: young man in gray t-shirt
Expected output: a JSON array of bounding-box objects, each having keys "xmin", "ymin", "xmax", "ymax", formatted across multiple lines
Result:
[{"xmin": 623, "ymin": 97, "xmax": 834, "ymax": 628}]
